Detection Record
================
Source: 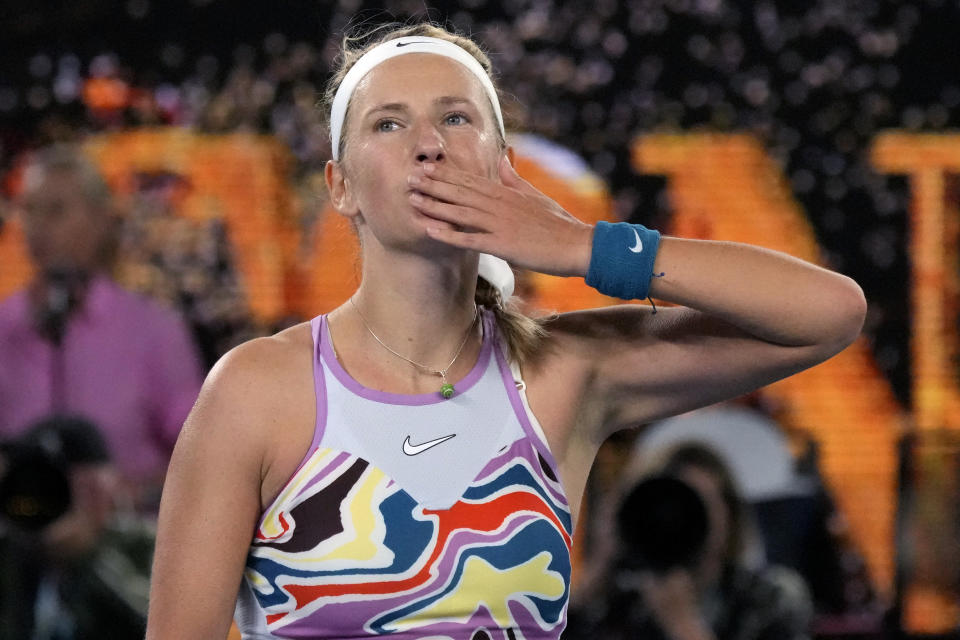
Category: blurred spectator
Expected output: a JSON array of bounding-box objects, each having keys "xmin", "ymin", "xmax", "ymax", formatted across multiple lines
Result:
[
  {"xmin": 569, "ymin": 441, "xmax": 812, "ymax": 640},
  {"xmin": 0, "ymin": 414, "xmax": 153, "ymax": 639},
  {"xmin": 4, "ymin": 0, "xmax": 938, "ymax": 402},
  {"xmin": 628, "ymin": 398, "xmax": 883, "ymax": 623},
  {"xmin": 0, "ymin": 144, "xmax": 203, "ymax": 508},
  {"xmin": 752, "ymin": 435, "xmax": 883, "ymax": 634}
]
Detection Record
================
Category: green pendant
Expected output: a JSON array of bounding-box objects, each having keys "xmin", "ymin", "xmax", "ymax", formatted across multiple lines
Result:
[{"xmin": 440, "ymin": 383, "xmax": 455, "ymax": 399}]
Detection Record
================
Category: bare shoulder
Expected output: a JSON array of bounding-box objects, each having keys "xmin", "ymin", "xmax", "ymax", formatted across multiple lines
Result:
[
  {"xmin": 149, "ymin": 322, "xmax": 316, "ymax": 639},
  {"xmin": 211, "ymin": 322, "xmax": 312, "ymax": 382},
  {"xmin": 202, "ymin": 323, "xmax": 311, "ymax": 406},
  {"xmin": 178, "ymin": 322, "xmax": 315, "ymax": 458}
]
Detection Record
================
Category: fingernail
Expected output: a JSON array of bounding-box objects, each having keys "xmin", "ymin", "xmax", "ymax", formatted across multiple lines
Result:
[
  {"xmin": 409, "ymin": 192, "xmax": 423, "ymax": 202},
  {"xmin": 423, "ymin": 163, "xmax": 436, "ymax": 173},
  {"xmin": 408, "ymin": 175, "xmax": 420, "ymax": 185}
]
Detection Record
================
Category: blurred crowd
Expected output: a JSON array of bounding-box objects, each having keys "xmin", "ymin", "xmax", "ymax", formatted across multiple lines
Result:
[
  {"xmin": 3, "ymin": 0, "xmax": 959, "ymax": 398},
  {"xmin": 1, "ymin": 0, "xmax": 959, "ymax": 637}
]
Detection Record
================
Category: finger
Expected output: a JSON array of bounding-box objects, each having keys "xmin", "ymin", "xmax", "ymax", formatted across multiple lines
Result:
[
  {"xmin": 421, "ymin": 163, "xmax": 501, "ymax": 200},
  {"xmin": 409, "ymin": 191, "xmax": 484, "ymax": 229},
  {"xmin": 408, "ymin": 174, "xmax": 494, "ymax": 211},
  {"xmin": 424, "ymin": 224, "xmax": 489, "ymax": 251}
]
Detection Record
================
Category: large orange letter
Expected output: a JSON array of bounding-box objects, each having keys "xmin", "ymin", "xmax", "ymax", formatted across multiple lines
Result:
[
  {"xmin": 873, "ymin": 133, "xmax": 960, "ymax": 632},
  {"xmin": 634, "ymin": 133, "xmax": 902, "ymax": 599}
]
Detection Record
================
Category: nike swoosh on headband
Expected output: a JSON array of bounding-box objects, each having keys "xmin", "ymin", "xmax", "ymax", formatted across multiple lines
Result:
[
  {"xmin": 402, "ymin": 433, "xmax": 457, "ymax": 456},
  {"xmin": 629, "ymin": 228, "xmax": 644, "ymax": 253},
  {"xmin": 395, "ymin": 40, "xmax": 434, "ymax": 47}
]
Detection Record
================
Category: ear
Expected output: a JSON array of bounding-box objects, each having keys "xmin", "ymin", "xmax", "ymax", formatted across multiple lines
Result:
[{"xmin": 325, "ymin": 160, "xmax": 361, "ymax": 219}]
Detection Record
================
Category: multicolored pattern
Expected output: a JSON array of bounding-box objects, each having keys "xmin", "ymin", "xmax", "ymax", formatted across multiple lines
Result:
[{"xmin": 242, "ymin": 435, "xmax": 572, "ymax": 639}]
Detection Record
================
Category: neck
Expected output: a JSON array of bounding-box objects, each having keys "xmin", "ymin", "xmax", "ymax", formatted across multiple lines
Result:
[{"xmin": 341, "ymin": 248, "xmax": 481, "ymax": 366}]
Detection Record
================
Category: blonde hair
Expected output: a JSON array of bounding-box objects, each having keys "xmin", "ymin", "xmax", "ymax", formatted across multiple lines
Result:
[{"xmin": 322, "ymin": 22, "xmax": 547, "ymax": 363}]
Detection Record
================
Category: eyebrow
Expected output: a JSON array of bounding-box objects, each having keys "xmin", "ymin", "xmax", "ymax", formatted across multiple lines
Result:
[
  {"xmin": 435, "ymin": 95, "xmax": 473, "ymax": 107},
  {"xmin": 363, "ymin": 96, "xmax": 476, "ymax": 119}
]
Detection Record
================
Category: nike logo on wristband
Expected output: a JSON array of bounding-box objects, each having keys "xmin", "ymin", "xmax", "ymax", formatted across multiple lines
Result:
[
  {"xmin": 403, "ymin": 433, "xmax": 456, "ymax": 456},
  {"xmin": 629, "ymin": 228, "xmax": 644, "ymax": 253}
]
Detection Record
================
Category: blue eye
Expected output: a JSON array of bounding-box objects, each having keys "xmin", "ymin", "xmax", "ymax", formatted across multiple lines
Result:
[
  {"xmin": 376, "ymin": 119, "xmax": 400, "ymax": 132},
  {"xmin": 444, "ymin": 112, "xmax": 469, "ymax": 126}
]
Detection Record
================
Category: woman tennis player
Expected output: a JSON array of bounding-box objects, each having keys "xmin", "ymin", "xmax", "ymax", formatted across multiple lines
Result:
[{"xmin": 146, "ymin": 22, "xmax": 865, "ymax": 640}]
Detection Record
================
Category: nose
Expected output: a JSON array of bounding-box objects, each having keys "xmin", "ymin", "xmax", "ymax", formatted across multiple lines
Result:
[{"xmin": 413, "ymin": 122, "xmax": 445, "ymax": 164}]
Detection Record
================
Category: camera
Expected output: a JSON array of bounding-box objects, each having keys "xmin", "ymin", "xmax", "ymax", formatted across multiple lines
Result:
[
  {"xmin": 0, "ymin": 415, "xmax": 109, "ymax": 531},
  {"xmin": 0, "ymin": 442, "xmax": 71, "ymax": 531},
  {"xmin": 616, "ymin": 475, "xmax": 710, "ymax": 573}
]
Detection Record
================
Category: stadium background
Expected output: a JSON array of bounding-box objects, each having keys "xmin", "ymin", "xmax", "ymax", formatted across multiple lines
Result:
[{"xmin": 1, "ymin": 0, "xmax": 959, "ymax": 635}]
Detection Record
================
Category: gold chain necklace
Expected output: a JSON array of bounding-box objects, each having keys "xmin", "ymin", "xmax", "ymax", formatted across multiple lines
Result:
[{"xmin": 349, "ymin": 297, "xmax": 479, "ymax": 399}]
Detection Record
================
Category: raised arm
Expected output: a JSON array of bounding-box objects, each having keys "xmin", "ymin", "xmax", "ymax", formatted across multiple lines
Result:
[
  {"xmin": 648, "ymin": 237, "xmax": 865, "ymax": 352},
  {"xmin": 407, "ymin": 155, "xmax": 866, "ymax": 438},
  {"xmin": 552, "ymin": 236, "xmax": 865, "ymax": 435}
]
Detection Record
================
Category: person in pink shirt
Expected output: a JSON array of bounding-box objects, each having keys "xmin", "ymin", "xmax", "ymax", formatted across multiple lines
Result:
[{"xmin": 0, "ymin": 144, "xmax": 203, "ymax": 507}]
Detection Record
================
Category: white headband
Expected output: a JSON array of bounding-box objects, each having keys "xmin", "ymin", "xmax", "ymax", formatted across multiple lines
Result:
[
  {"xmin": 329, "ymin": 36, "xmax": 505, "ymax": 162},
  {"xmin": 330, "ymin": 35, "xmax": 514, "ymax": 301}
]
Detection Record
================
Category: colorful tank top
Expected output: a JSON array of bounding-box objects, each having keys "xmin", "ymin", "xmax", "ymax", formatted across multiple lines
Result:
[{"xmin": 234, "ymin": 310, "xmax": 573, "ymax": 639}]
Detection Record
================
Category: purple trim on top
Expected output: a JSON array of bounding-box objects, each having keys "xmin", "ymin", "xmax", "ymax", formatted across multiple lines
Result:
[
  {"xmin": 309, "ymin": 315, "xmax": 330, "ymax": 452},
  {"xmin": 490, "ymin": 323, "xmax": 570, "ymax": 510},
  {"xmin": 318, "ymin": 311, "xmax": 493, "ymax": 406},
  {"xmin": 252, "ymin": 317, "xmax": 330, "ymax": 531}
]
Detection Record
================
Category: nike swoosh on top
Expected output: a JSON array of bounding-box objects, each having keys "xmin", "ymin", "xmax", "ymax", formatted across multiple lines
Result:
[
  {"xmin": 403, "ymin": 433, "xmax": 457, "ymax": 456},
  {"xmin": 395, "ymin": 40, "xmax": 435, "ymax": 48},
  {"xmin": 628, "ymin": 228, "xmax": 644, "ymax": 253}
]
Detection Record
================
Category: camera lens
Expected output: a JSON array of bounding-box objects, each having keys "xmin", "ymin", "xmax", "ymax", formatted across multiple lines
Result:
[
  {"xmin": 0, "ymin": 447, "xmax": 71, "ymax": 531},
  {"xmin": 617, "ymin": 475, "xmax": 709, "ymax": 573}
]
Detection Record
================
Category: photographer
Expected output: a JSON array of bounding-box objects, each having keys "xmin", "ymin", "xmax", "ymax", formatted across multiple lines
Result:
[
  {"xmin": 580, "ymin": 442, "xmax": 812, "ymax": 640},
  {"xmin": 0, "ymin": 144, "xmax": 203, "ymax": 510},
  {"xmin": 0, "ymin": 415, "xmax": 153, "ymax": 639}
]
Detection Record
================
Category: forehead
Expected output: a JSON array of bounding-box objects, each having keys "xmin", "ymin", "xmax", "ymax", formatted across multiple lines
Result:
[
  {"xmin": 350, "ymin": 53, "xmax": 488, "ymax": 111},
  {"xmin": 23, "ymin": 167, "xmax": 83, "ymax": 198},
  {"xmin": 21, "ymin": 166, "xmax": 107, "ymax": 216}
]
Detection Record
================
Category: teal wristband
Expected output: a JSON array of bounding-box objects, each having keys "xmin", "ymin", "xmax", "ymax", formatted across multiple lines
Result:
[{"xmin": 585, "ymin": 221, "xmax": 662, "ymax": 300}]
